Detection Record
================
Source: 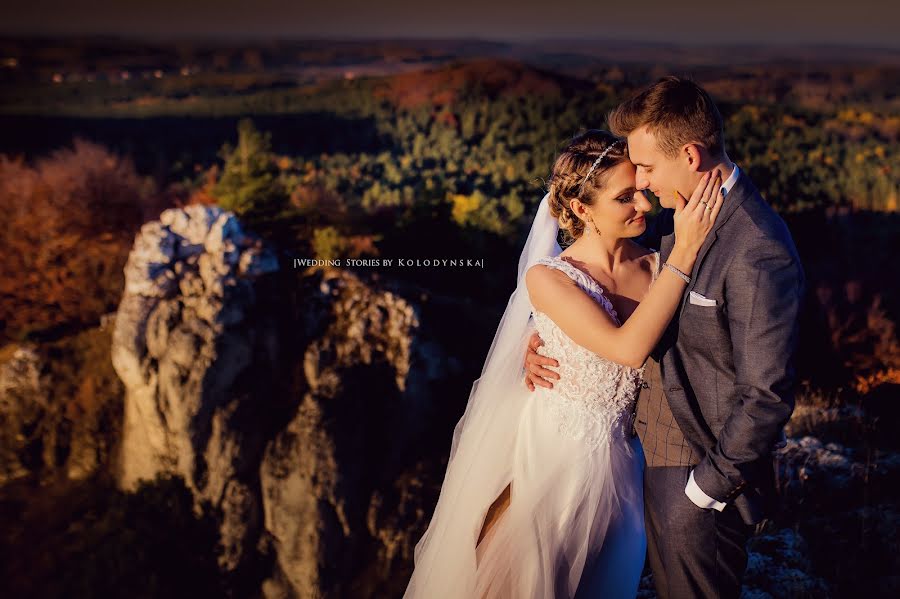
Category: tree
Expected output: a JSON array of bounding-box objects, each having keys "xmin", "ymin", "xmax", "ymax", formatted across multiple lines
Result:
[{"xmin": 212, "ymin": 119, "xmax": 288, "ymax": 220}]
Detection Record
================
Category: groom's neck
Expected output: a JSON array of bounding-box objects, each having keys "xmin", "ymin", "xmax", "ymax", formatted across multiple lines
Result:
[{"xmin": 708, "ymin": 153, "xmax": 735, "ymax": 181}]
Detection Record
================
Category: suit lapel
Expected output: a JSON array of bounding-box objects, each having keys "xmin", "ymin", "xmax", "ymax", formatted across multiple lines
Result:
[{"xmin": 675, "ymin": 169, "xmax": 753, "ymax": 318}]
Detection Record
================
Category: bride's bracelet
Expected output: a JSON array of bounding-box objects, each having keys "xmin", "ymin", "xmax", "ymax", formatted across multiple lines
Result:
[{"xmin": 663, "ymin": 262, "xmax": 691, "ymax": 284}]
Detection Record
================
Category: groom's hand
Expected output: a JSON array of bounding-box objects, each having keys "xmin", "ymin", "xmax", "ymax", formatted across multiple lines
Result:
[{"xmin": 524, "ymin": 332, "xmax": 560, "ymax": 391}]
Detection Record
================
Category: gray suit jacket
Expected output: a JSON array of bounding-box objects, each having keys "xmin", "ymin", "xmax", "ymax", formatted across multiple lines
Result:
[{"xmin": 657, "ymin": 168, "xmax": 805, "ymax": 525}]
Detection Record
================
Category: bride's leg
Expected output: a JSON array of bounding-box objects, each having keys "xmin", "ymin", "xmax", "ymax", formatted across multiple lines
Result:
[
  {"xmin": 477, "ymin": 482, "xmax": 511, "ymax": 545},
  {"xmin": 475, "ymin": 483, "xmax": 513, "ymax": 598},
  {"xmin": 475, "ymin": 482, "xmax": 512, "ymax": 565}
]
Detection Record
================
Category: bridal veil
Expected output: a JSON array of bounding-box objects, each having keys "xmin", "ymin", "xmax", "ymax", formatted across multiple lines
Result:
[{"xmin": 404, "ymin": 192, "xmax": 562, "ymax": 597}]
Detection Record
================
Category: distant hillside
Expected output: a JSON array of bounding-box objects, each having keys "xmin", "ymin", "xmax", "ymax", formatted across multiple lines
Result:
[
  {"xmin": 3, "ymin": 37, "xmax": 896, "ymax": 75},
  {"xmin": 365, "ymin": 58, "xmax": 596, "ymax": 109}
]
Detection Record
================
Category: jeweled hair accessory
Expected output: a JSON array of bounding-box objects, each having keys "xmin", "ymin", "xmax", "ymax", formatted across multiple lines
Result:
[{"xmin": 578, "ymin": 140, "xmax": 623, "ymax": 194}]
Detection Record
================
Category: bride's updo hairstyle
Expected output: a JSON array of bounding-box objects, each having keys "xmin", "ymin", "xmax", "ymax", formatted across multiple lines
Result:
[{"xmin": 547, "ymin": 129, "xmax": 628, "ymax": 244}]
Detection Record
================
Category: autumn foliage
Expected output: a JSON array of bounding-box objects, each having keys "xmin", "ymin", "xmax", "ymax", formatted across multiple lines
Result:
[{"xmin": 0, "ymin": 139, "xmax": 162, "ymax": 342}]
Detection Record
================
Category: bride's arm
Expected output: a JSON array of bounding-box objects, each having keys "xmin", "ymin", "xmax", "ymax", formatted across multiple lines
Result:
[
  {"xmin": 526, "ymin": 247, "xmax": 690, "ymax": 368},
  {"xmin": 525, "ymin": 171, "xmax": 723, "ymax": 369}
]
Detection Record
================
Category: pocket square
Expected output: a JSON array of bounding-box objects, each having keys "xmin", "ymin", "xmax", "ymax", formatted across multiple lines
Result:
[{"xmin": 689, "ymin": 291, "xmax": 717, "ymax": 307}]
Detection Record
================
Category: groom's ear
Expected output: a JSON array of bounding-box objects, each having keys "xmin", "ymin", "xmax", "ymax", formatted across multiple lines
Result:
[{"xmin": 682, "ymin": 143, "xmax": 703, "ymax": 172}]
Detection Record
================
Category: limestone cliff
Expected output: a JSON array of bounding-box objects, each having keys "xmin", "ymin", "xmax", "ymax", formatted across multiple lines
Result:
[{"xmin": 108, "ymin": 204, "xmax": 452, "ymax": 596}]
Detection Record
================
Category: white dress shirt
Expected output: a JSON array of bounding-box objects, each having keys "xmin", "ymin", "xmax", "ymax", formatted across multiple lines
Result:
[
  {"xmin": 684, "ymin": 163, "xmax": 740, "ymax": 511},
  {"xmin": 719, "ymin": 163, "xmax": 740, "ymax": 198}
]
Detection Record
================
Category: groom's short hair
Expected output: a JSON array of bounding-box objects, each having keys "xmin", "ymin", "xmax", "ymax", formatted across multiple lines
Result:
[{"xmin": 608, "ymin": 76, "xmax": 725, "ymax": 159}]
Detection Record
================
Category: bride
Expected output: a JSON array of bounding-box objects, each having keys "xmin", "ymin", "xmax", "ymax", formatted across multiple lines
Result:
[{"xmin": 404, "ymin": 129, "xmax": 724, "ymax": 598}]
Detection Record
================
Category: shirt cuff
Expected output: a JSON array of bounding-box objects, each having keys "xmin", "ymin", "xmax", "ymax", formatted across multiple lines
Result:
[{"xmin": 685, "ymin": 469, "xmax": 727, "ymax": 511}]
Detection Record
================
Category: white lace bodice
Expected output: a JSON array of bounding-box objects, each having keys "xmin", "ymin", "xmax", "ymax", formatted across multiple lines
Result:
[{"xmin": 530, "ymin": 252, "xmax": 660, "ymax": 448}]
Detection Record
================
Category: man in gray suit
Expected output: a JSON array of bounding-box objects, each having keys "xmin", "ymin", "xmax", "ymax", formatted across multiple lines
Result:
[{"xmin": 525, "ymin": 77, "xmax": 804, "ymax": 598}]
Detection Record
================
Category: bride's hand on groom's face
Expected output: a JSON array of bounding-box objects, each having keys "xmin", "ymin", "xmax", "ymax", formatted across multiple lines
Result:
[
  {"xmin": 524, "ymin": 332, "xmax": 560, "ymax": 391},
  {"xmin": 671, "ymin": 170, "xmax": 725, "ymax": 257}
]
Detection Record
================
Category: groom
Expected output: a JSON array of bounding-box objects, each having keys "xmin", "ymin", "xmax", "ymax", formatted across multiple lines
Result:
[{"xmin": 524, "ymin": 77, "xmax": 804, "ymax": 598}]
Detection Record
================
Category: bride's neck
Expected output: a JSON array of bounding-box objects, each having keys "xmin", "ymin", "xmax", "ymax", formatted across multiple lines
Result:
[{"xmin": 571, "ymin": 233, "xmax": 632, "ymax": 275}]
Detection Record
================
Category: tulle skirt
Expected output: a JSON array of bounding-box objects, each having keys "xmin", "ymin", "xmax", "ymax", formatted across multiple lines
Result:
[{"xmin": 473, "ymin": 391, "xmax": 647, "ymax": 598}]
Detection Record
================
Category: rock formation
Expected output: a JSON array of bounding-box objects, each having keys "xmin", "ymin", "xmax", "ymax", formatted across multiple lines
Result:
[
  {"xmin": 111, "ymin": 204, "xmax": 280, "ymax": 572},
  {"xmin": 109, "ymin": 204, "xmax": 452, "ymax": 596},
  {"xmin": 0, "ymin": 345, "xmax": 47, "ymax": 485}
]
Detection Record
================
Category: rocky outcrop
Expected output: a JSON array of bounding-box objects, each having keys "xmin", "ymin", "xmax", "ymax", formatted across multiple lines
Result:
[
  {"xmin": 0, "ymin": 345, "xmax": 47, "ymax": 485},
  {"xmin": 742, "ymin": 528, "xmax": 830, "ymax": 598},
  {"xmin": 775, "ymin": 435, "xmax": 900, "ymax": 510},
  {"xmin": 258, "ymin": 268, "xmax": 442, "ymax": 599},
  {"xmin": 109, "ymin": 204, "xmax": 454, "ymax": 595},
  {"xmin": 111, "ymin": 204, "xmax": 279, "ymax": 572},
  {"xmin": 0, "ymin": 324, "xmax": 124, "ymax": 487},
  {"xmin": 771, "ymin": 429, "xmax": 900, "ymax": 596}
]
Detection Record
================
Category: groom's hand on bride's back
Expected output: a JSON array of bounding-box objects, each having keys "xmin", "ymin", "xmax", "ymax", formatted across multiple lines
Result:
[{"xmin": 524, "ymin": 332, "xmax": 560, "ymax": 391}]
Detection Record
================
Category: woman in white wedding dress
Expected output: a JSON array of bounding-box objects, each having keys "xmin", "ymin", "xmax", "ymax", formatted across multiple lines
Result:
[{"xmin": 404, "ymin": 130, "xmax": 724, "ymax": 598}]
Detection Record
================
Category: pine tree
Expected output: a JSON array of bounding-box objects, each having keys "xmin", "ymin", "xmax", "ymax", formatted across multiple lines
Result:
[{"xmin": 212, "ymin": 119, "xmax": 288, "ymax": 220}]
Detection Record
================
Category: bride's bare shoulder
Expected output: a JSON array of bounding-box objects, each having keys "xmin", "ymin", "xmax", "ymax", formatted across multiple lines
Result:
[
  {"xmin": 525, "ymin": 260, "xmax": 568, "ymax": 288},
  {"xmin": 526, "ymin": 260, "xmax": 578, "ymax": 309}
]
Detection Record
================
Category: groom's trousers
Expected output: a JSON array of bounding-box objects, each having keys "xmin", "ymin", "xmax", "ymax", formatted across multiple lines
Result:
[
  {"xmin": 633, "ymin": 358, "xmax": 753, "ymax": 599},
  {"xmin": 642, "ymin": 466, "xmax": 752, "ymax": 599}
]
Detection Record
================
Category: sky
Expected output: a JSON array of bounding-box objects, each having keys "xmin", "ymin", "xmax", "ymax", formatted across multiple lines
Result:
[{"xmin": 1, "ymin": 0, "xmax": 898, "ymax": 48}]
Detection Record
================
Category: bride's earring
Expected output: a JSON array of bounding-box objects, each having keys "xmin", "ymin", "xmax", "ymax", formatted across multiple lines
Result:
[{"xmin": 586, "ymin": 217, "xmax": 601, "ymax": 237}]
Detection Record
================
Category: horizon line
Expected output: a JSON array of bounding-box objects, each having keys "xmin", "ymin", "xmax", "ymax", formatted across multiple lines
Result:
[{"xmin": 1, "ymin": 31, "xmax": 899, "ymax": 53}]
